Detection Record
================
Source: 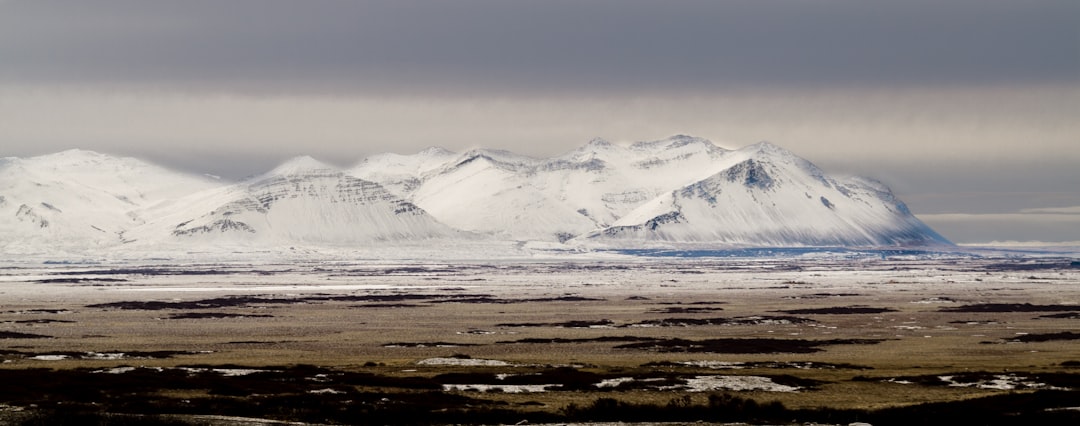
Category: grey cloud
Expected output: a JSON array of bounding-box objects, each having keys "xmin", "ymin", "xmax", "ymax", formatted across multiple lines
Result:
[{"xmin": 1, "ymin": 0, "xmax": 1077, "ymax": 94}]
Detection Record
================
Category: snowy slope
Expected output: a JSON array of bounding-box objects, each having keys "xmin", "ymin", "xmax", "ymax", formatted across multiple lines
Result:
[
  {"xmin": 584, "ymin": 142, "xmax": 951, "ymax": 247},
  {"xmin": 350, "ymin": 147, "xmax": 457, "ymax": 199},
  {"xmin": 409, "ymin": 149, "xmax": 596, "ymax": 241},
  {"xmin": 356, "ymin": 135, "xmax": 738, "ymax": 242},
  {"xmin": 535, "ymin": 135, "xmax": 732, "ymax": 227},
  {"xmin": 0, "ymin": 150, "xmax": 219, "ymax": 252},
  {"xmin": 130, "ymin": 156, "xmax": 457, "ymax": 245}
]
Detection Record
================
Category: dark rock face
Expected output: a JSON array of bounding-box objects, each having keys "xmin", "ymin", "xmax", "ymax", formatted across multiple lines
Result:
[
  {"xmin": 16, "ymin": 204, "xmax": 49, "ymax": 228},
  {"xmin": 724, "ymin": 159, "xmax": 774, "ymax": 191},
  {"xmin": 173, "ymin": 219, "xmax": 255, "ymax": 236}
]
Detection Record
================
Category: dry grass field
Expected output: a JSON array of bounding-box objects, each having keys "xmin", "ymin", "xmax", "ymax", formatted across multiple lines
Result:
[{"xmin": 1, "ymin": 255, "xmax": 1077, "ymax": 424}]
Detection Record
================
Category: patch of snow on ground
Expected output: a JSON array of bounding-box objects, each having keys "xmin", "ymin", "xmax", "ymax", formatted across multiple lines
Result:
[
  {"xmin": 595, "ymin": 377, "xmax": 638, "ymax": 388},
  {"xmin": 29, "ymin": 355, "xmax": 68, "ymax": 361},
  {"xmin": 417, "ymin": 357, "xmax": 513, "ymax": 367},
  {"xmin": 938, "ymin": 374, "xmax": 1064, "ymax": 390},
  {"xmin": 85, "ymin": 352, "xmax": 127, "ymax": 360},
  {"xmin": 94, "ymin": 367, "xmax": 140, "ymax": 374},
  {"xmin": 308, "ymin": 388, "xmax": 345, "ymax": 394},
  {"xmin": 884, "ymin": 378, "xmax": 914, "ymax": 385},
  {"xmin": 678, "ymin": 361, "xmax": 746, "ymax": 369},
  {"xmin": 180, "ymin": 367, "xmax": 268, "ymax": 377},
  {"xmin": 679, "ymin": 375, "xmax": 801, "ymax": 392},
  {"xmin": 442, "ymin": 384, "xmax": 557, "ymax": 393}
]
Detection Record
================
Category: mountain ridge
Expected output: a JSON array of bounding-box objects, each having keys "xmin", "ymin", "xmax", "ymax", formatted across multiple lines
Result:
[
  {"xmin": 586, "ymin": 142, "xmax": 949, "ymax": 247},
  {"xmin": 1, "ymin": 136, "xmax": 952, "ymax": 255}
]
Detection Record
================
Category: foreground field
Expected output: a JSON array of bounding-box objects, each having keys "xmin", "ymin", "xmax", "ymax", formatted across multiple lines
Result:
[{"xmin": 1, "ymin": 254, "xmax": 1078, "ymax": 424}]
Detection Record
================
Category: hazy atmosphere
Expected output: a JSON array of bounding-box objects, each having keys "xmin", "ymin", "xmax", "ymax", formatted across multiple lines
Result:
[{"xmin": 1, "ymin": 0, "xmax": 1077, "ymax": 243}]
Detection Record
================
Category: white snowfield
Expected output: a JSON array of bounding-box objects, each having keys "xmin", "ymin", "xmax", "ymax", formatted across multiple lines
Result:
[{"xmin": 0, "ymin": 136, "xmax": 951, "ymax": 257}]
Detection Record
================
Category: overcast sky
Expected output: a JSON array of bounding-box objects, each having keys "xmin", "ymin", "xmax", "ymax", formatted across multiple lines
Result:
[{"xmin": 1, "ymin": 1, "xmax": 1078, "ymax": 243}]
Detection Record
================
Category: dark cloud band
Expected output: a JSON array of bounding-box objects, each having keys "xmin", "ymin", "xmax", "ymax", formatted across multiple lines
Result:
[{"xmin": 2, "ymin": 1, "xmax": 1076, "ymax": 94}]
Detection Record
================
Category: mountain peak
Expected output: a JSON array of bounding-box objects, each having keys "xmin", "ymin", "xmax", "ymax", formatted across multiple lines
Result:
[
  {"xmin": 268, "ymin": 156, "xmax": 336, "ymax": 176},
  {"xmin": 44, "ymin": 148, "xmax": 108, "ymax": 158},
  {"xmin": 630, "ymin": 134, "xmax": 721, "ymax": 153},
  {"xmin": 456, "ymin": 148, "xmax": 535, "ymax": 166},
  {"xmin": 585, "ymin": 137, "xmax": 613, "ymax": 148},
  {"xmin": 557, "ymin": 137, "xmax": 625, "ymax": 162},
  {"xmin": 735, "ymin": 141, "xmax": 827, "ymax": 180},
  {"xmin": 14, "ymin": 149, "xmax": 166, "ymax": 175},
  {"xmin": 665, "ymin": 134, "xmax": 709, "ymax": 146},
  {"xmin": 738, "ymin": 141, "xmax": 805, "ymax": 162},
  {"xmin": 744, "ymin": 140, "xmax": 785, "ymax": 152},
  {"xmin": 29, "ymin": 149, "xmax": 118, "ymax": 165},
  {"xmin": 418, "ymin": 146, "xmax": 456, "ymax": 157}
]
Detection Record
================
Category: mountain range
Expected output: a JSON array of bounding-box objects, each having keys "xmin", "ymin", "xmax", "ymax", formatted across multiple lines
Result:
[{"xmin": 0, "ymin": 136, "xmax": 950, "ymax": 256}]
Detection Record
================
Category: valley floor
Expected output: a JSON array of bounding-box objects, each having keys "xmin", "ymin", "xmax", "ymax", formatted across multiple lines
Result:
[{"xmin": 0, "ymin": 254, "xmax": 1077, "ymax": 424}]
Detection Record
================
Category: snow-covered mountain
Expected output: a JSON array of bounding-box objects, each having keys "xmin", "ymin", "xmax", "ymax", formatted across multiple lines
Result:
[
  {"xmin": 583, "ymin": 142, "xmax": 950, "ymax": 247},
  {"xmin": 0, "ymin": 149, "xmax": 218, "ymax": 253},
  {"xmin": 407, "ymin": 148, "xmax": 597, "ymax": 241},
  {"xmin": 535, "ymin": 135, "xmax": 732, "ymax": 228},
  {"xmin": 1, "ymin": 136, "xmax": 952, "ymax": 255},
  {"xmin": 353, "ymin": 135, "xmax": 742, "ymax": 242},
  {"xmin": 130, "ymin": 156, "xmax": 457, "ymax": 245},
  {"xmin": 350, "ymin": 147, "xmax": 457, "ymax": 199}
]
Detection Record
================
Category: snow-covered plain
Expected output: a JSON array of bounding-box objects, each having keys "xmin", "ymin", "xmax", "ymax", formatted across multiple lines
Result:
[{"xmin": 0, "ymin": 252, "xmax": 1077, "ymax": 423}]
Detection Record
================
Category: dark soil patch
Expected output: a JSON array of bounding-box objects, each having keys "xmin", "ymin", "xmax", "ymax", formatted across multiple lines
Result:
[
  {"xmin": 429, "ymin": 295, "xmax": 603, "ymax": 304},
  {"xmin": 3, "ymin": 309, "xmax": 71, "ymax": 314},
  {"xmin": 625, "ymin": 316, "xmax": 815, "ymax": 327},
  {"xmin": 2, "ymin": 350, "xmax": 200, "ymax": 360},
  {"xmin": 776, "ymin": 306, "xmax": 897, "ymax": 315},
  {"xmin": 998, "ymin": 332, "xmax": 1080, "ymax": 343},
  {"xmin": 86, "ymin": 293, "xmax": 494, "ymax": 311},
  {"xmin": 940, "ymin": 303, "xmax": 1080, "ymax": 313},
  {"xmin": 498, "ymin": 336, "xmax": 658, "ymax": 345},
  {"xmin": 8, "ymin": 319, "xmax": 75, "ymax": 324},
  {"xmin": 657, "ymin": 301, "xmax": 727, "ymax": 305},
  {"xmin": 615, "ymin": 338, "xmax": 885, "ymax": 354},
  {"xmin": 648, "ymin": 306, "xmax": 724, "ymax": 314},
  {"xmin": 380, "ymin": 266, "xmax": 462, "ymax": 275},
  {"xmin": 436, "ymin": 367, "xmax": 605, "ymax": 391},
  {"xmin": 320, "ymin": 293, "xmax": 491, "ymax": 303},
  {"xmin": 948, "ymin": 319, "xmax": 1001, "ymax": 325},
  {"xmin": 51, "ymin": 267, "xmax": 241, "ymax": 276},
  {"xmin": 643, "ymin": 361, "xmax": 873, "ymax": 370},
  {"xmin": 87, "ymin": 296, "xmax": 300, "ymax": 310},
  {"xmin": 0, "ymin": 331, "xmax": 51, "ymax": 339},
  {"xmin": 167, "ymin": 312, "xmax": 274, "ymax": 320},
  {"xmin": 382, "ymin": 342, "xmax": 479, "ymax": 348},
  {"xmin": 782, "ymin": 293, "xmax": 862, "ymax": 299},
  {"xmin": 497, "ymin": 319, "xmax": 615, "ymax": 328},
  {"xmin": 1039, "ymin": 312, "xmax": 1080, "ymax": 319},
  {"xmin": 32, "ymin": 278, "xmax": 129, "ymax": 284}
]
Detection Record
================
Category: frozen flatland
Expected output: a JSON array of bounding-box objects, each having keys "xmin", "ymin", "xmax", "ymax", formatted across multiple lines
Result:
[{"xmin": 0, "ymin": 252, "xmax": 1078, "ymax": 424}]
